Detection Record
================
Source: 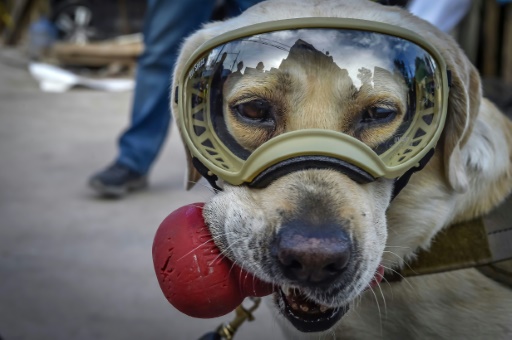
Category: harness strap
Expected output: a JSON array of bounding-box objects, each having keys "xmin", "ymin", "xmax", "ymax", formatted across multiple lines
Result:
[
  {"xmin": 482, "ymin": 194, "xmax": 512, "ymax": 263},
  {"xmin": 192, "ymin": 157, "xmax": 223, "ymax": 192},
  {"xmin": 386, "ymin": 194, "xmax": 512, "ymax": 283}
]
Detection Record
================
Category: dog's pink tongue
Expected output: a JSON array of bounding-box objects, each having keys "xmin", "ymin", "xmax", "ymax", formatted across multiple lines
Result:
[{"xmin": 152, "ymin": 203, "xmax": 274, "ymax": 319}]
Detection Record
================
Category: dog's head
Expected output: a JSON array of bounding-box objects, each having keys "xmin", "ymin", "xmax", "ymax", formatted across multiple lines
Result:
[{"xmin": 171, "ymin": 0, "xmax": 481, "ymax": 333}]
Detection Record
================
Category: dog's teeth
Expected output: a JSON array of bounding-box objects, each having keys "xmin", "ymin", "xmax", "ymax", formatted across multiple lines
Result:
[
  {"xmin": 280, "ymin": 285, "xmax": 291, "ymax": 295},
  {"xmin": 300, "ymin": 304, "xmax": 309, "ymax": 312},
  {"xmin": 320, "ymin": 305, "xmax": 328, "ymax": 313}
]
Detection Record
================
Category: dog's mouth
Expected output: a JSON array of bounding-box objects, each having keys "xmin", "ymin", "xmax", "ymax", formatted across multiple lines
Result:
[
  {"xmin": 276, "ymin": 286, "xmax": 347, "ymax": 332},
  {"xmin": 275, "ymin": 265, "xmax": 384, "ymax": 333}
]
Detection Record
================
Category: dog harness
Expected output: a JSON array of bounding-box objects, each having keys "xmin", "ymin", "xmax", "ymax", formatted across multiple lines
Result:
[{"xmin": 385, "ymin": 193, "xmax": 512, "ymax": 287}]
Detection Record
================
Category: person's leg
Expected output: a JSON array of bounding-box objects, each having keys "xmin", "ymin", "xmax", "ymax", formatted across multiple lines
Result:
[
  {"xmin": 117, "ymin": 0, "xmax": 216, "ymax": 174},
  {"xmin": 90, "ymin": 0, "xmax": 216, "ymax": 196},
  {"xmin": 226, "ymin": 0, "xmax": 262, "ymax": 17}
]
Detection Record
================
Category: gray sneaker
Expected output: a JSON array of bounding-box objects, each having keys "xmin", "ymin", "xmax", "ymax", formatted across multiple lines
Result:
[{"xmin": 89, "ymin": 163, "xmax": 148, "ymax": 197}]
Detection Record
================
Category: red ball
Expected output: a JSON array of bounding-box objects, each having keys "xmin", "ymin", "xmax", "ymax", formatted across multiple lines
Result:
[{"xmin": 152, "ymin": 203, "xmax": 274, "ymax": 318}]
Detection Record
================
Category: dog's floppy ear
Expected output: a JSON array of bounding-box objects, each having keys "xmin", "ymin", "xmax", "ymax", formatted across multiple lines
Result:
[
  {"xmin": 184, "ymin": 151, "xmax": 203, "ymax": 190},
  {"xmin": 441, "ymin": 47, "xmax": 482, "ymax": 193}
]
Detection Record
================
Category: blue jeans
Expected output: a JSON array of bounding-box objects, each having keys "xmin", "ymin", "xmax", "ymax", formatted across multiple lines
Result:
[{"xmin": 117, "ymin": 0, "xmax": 262, "ymax": 175}]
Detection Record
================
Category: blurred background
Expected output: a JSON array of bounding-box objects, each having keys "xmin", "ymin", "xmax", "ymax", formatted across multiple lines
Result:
[{"xmin": 0, "ymin": 0, "xmax": 510, "ymax": 339}]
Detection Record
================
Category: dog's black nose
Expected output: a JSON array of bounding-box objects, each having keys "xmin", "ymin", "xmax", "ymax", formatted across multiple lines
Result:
[{"xmin": 273, "ymin": 220, "xmax": 351, "ymax": 285}]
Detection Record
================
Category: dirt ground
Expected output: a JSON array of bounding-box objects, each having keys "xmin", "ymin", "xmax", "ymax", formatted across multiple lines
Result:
[{"xmin": 0, "ymin": 49, "xmax": 285, "ymax": 340}]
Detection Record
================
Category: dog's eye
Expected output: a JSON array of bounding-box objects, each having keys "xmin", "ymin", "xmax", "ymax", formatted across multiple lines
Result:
[
  {"xmin": 361, "ymin": 106, "xmax": 397, "ymax": 124},
  {"xmin": 232, "ymin": 100, "xmax": 272, "ymax": 121}
]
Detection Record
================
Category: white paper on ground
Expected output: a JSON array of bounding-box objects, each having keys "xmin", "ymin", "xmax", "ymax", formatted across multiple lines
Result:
[{"xmin": 28, "ymin": 62, "xmax": 134, "ymax": 92}]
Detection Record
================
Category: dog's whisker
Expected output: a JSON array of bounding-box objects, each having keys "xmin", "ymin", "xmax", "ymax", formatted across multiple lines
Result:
[
  {"xmin": 235, "ymin": 259, "xmax": 262, "ymax": 292},
  {"xmin": 381, "ymin": 251, "xmax": 405, "ymax": 266},
  {"xmin": 367, "ymin": 286, "xmax": 383, "ymax": 336},
  {"xmin": 225, "ymin": 253, "xmax": 248, "ymax": 281},
  {"xmin": 186, "ymin": 180, "xmax": 222, "ymax": 194},
  {"xmin": 380, "ymin": 260, "xmax": 403, "ymax": 275},
  {"xmin": 386, "ymin": 228, "xmax": 401, "ymax": 237},
  {"xmin": 380, "ymin": 264, "xmax": 414, "ymax": 290},
  {"xmin": 175, "ymin": 237, "xmax": 216, "ymax": 262},
  {"xmin": 382, "ymin": 250, "xmax": 419, "ymax": 274},
  {"xmin": 227, "ymin": 258, "xmax": 238, "ymax": 277},
  {"xmin": 380, "ymin": 258, "xmax": 399, "ymax": 263},
  {"xmin": 252, "ymin": 269, "xmax": 258, "ymax": 293},
  {"xmin": 375, "ymin": 276, "xmax": 388, "ymax": 319},
  {"xmin": 380, "ymin": 259, "xmax": 400, "ymax": 267},
  {"xmin": 239, "ymin": 261, "xmax": 249, "ymax": 288},
  {"xmin": 222, "ymin": 241, "xmax": 258, "ymax": 279},
  {"xmin": 382, "ymin": 250, "xmax": 405, "ymax": 258},
  {"xmin": 352, "ymin": 295, "xmax": 361, "ymax": 310},
  {"xmin": 376, "ymin": 271, "xmax": 394, "ymax": 292},
  {"xmin": 234, "ymin": 257, "xmax": 259, "ymax": 292},
  {"xmin": 384, "ymin": 245, "xmax": 411, "ymax": 249},
  {"xmin": 206, "ymin": 233, "xmax": 241, "ymax": 264},
  {"xmin": 210, "ymin": 238, "xmax": 244, "ymax": 266},
  {"xmin": 350, "ymin": 299, "xmax": 365, "ymax": 323},
  {"xmin": 174, "ymin": 229, "xmax": 237, "ymax": 264}
]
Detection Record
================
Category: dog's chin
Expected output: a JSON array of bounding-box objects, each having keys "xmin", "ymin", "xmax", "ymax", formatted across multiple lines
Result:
[{"xmin": 273, "ymin": 265, "xmax": 385, "ymax": 333}]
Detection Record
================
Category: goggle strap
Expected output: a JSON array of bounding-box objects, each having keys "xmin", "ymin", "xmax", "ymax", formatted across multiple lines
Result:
[
  {"xmin": 391, "ymin": 148, "xmax": 435, "ymax": 200},
  {"xmin": 192, "ymin": 157, "xmax": 223, "ymax": 192}
]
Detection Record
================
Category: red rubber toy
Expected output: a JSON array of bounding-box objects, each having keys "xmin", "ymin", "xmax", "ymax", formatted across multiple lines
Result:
[{"xmin": 152, "ymin": 203, "xmax": 274, "ymax": 318}]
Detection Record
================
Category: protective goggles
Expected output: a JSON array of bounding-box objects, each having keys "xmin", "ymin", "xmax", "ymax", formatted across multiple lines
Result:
[{"xmin": 175, "ymin": 18, "xmax": 449, "ymax": 187}]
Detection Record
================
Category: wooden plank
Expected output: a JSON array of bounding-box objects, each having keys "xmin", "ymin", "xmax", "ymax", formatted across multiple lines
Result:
[
  {"xmin": 52, "ymin": 41, "xmax": 143, "ymax": 59},
  {"xmin": 482, "ymin": 0, "xmax": 500, "ymax": 77},
  {"xmin": 51, "ymin": 40, "xmax": 142, "ymax": 67},
  {"xmin": 54, "ymin": 54, "xmax": 137, "ymax": 67},
  {"xmin": 503, "ymin": 5, "xmax": 512, "ymax": 84},
  {"xmin": 2, "ymin": 0, "xmax": 31, "ymax": 45},
  {"xmin": 456, "ymin": 0, "xmax": 483, "ymax": 65}
]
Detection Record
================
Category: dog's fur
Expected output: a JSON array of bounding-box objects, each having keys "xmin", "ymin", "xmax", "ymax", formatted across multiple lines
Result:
[{"xmin": 172, "ymin": 0, "xmax": 512, "ymax": 338}]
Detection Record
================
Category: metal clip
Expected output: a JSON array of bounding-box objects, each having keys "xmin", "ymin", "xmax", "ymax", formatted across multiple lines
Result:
[{"xmin": 216, "ymin": 297, "xmax": 262, "ymax": 340}]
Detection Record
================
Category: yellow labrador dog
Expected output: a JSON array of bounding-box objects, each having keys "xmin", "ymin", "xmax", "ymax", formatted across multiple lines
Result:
[{"xmin": 171, "ymin": 0, "xmax": 512, "ymax": 338}]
